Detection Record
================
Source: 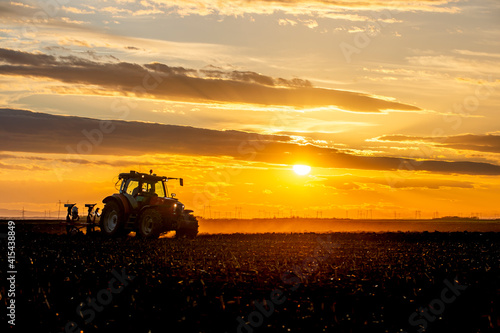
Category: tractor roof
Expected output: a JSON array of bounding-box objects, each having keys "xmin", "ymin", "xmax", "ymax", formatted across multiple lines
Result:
[{"xmin": 119, "ymin": 170, "xmax": 166, "ymax": 182}]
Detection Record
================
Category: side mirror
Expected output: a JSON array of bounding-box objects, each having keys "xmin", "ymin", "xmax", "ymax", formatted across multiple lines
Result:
[
  {"xmin": 171, "ymin": 193, "xmax": 176, "ymax": 198},
  {"xmin": 180, "ymin": 178, "xmax": 184, "ymax": 186}
]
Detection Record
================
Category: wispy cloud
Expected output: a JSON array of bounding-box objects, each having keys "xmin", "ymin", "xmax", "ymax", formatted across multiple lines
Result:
[
  {"xmin": 61, "ymin": 6, "xmax": 96, "ymax": 14},
  {"xmin": 453, "ymin": 49, "xmax": 500, "ymax": 59},
  {"xmin": 317, "ymin": 174, "xmax": 474, "ymax": 190},
  {"xmin": 406, "ymin": 55, "xmax": 500, "ymax": 74},
  {"xmin": 2, "ymin": 0, "xmax": 456, "ymax": 25},
  {"xmin": 378, "ymin": 134, "xmax": 500, "ymax": 154},
  {"xmin": 150, "ymin": 0, "xmax": 461, "ymax": 17}
]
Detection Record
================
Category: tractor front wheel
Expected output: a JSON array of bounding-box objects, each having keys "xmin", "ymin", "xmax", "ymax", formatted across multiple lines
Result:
[
  {"xmin": 100, "ymin": 201, "xmax": 124, "ymax": 236},
  {"xmin": 137, "ymin": 209, "xmax": 162, "ymax": 239}
]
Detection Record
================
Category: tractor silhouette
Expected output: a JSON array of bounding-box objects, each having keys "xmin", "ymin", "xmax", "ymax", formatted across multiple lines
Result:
[{"xmin": 100, "ymin": 170, "xmax": 198, "ymax": 239}]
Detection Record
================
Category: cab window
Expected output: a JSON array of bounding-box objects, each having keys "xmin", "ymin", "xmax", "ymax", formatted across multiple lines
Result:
[
  {"xmin": 125, "ymin": 180, "xmax": 140, "ymax": 196},
  {"xmin": 153, "ymin": 181, "xmax": 166, "ymax": 197}
]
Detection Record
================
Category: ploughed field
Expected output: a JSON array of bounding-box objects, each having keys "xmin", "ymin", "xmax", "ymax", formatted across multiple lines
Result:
[{"xmin": 2, "ymin": 231, "xmax": 499, "ymax": 332}]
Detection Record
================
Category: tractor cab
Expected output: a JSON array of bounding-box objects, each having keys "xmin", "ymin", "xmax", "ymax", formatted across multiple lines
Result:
[
  {"xmin": 119, "ymin": 172, "xmax": 167, "ymax": 207},
  {"xmin": 121, "ymin": 177, "xmax": 166, "ymax": 197}
]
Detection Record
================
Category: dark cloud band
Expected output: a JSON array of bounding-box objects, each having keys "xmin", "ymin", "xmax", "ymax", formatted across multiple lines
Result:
[
  {"xmin": 1, "ymin": 109, "xmax": 499, "ymax": 175},
  {"xmin": 0, "ymin": 48, "xmax": 420, "ymax": 112}
]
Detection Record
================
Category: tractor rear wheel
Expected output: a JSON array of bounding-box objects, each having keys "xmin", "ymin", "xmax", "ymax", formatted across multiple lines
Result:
[
  {"xmin": 176, "ymin": 213, "xmax": 199, "ymax": 239},
  {"xmin": 100, "ymin": 201, "xmax": 124, "ymax": 236},
  {"xmin": 137, "ymin": 209, "xmax": 162, "ymax": 239}
]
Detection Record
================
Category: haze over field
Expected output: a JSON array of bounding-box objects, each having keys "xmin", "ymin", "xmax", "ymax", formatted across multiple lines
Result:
[{"xmin": 0, "ymin": 0, "xmax": 499, "ymax": 219}]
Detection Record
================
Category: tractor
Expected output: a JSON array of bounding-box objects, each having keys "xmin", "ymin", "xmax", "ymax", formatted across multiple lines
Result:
[{"xmin": 100, "ymin": 170, "xmax": 198, "ymax": 239}]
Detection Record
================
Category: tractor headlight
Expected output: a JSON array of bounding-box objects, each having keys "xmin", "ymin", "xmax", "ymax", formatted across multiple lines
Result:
[{"xmin": 172, "ymin": 203, "xmax": 184, "ymax": 215}]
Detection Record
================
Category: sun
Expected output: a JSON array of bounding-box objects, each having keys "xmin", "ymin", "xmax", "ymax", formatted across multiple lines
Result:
[{"xmin": 293, "ymin": 164, "xmax": 311, "ymax": 176}]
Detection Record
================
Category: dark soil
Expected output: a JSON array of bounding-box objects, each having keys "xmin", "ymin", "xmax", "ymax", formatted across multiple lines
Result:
[{"xmin": 1, "ymin": 230, "xmax": 498, "ymax": 333}]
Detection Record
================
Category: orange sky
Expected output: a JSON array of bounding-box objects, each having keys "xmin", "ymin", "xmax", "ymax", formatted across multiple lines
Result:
[{"xmin": 0, "ymin": 0, "xmax": 499, "ymax": 219}]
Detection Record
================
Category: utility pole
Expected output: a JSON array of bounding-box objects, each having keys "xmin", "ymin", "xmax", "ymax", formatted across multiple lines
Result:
[{"xmin": 57, "ymin": 200, "xmax": 62, "ymax": 220}]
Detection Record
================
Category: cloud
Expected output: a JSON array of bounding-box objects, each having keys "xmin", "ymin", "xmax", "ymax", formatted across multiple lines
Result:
[
  {"xmin": 279, "ymin": 18, "xmax": 298, "ymax": 26},
  {"xmin": 0, "ymin": 0, "xmax": 461, "ymax": 37},
  {"xmin": 197, "ymin": 67, "xmax": 312, "ymax": 88},
  {"xmin": 453, "ymin": 49, "xmax": 500, "ymax": 59},
  {"xmin": 0, "ymin": 48, "xmax": 59, "ymax": 66},
  {"xmin": 2, "ymin": 109, "xmax": 500, "ymax": 175},
  {"xmin": 0, "ymin": 151, "xmax": 182, "ymax": 170},
  {"xmin": 378, "ymin": 134, "xmax": 500, "ymax": 154},
  {"xmin": 0, "ymin": 48, "xmax": 420, "ymax": 112},
  {"xmin": 61, "ymin": 6, "xmax": 96, "ymax": 14},
  {"xmin": 10, "ymin": 2, "xmax": 36, "ymax": 9},
  {"xmin": 0, "ymin": 108, "xmax": 290, "ymax": 156},
  {"xmin": 0, "ymin": 2, "xmax": 91, "ymax": 30},
  {"xmin": 150, "ymin": 0, "xmax": 461, "ymax": 17},
  {"xmin": 406, "ymin": 55, "xmax": 500, "ymax": 74},
  {"xmin": 101, "ymin": 6, "xmax": 134, "ymax": 15},
  {"xmin": 317, "ymin": 175, "xmax": 474, "ymax": 190},
  {"xmin": 299, "ymin": 18, "xmax": 318, "ymax": 29},
  {"xmin": 0, "ymin": 161, "xmax": 48, "ymax": 171},
  {"xmin": 60, "ymin": 17, "xmax": 89, "ymax": 25}
]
